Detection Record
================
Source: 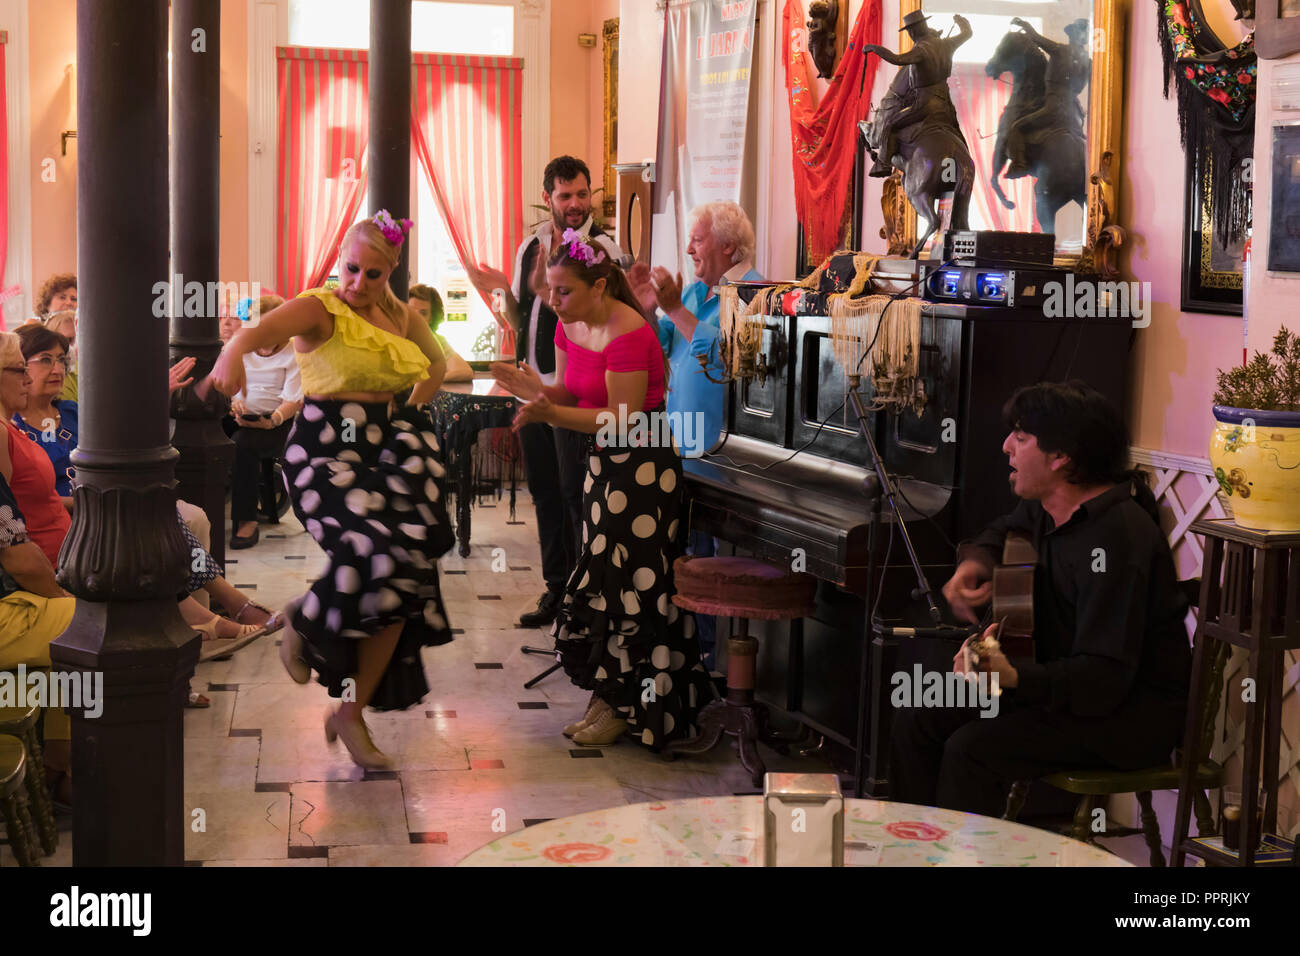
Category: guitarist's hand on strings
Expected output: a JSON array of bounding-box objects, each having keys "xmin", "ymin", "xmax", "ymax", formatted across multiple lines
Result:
[
  {"xmin": 952, "ymin": 622, "xmax": 1019, "ymax": 689},
  {"xmin": 943, "ymin": 559, "xmax": 993, "ymax": 624}
]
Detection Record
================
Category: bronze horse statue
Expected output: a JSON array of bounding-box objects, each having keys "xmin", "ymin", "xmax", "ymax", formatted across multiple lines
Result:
[
  {"xmin": 986, "ymin": 30, "xmax": 1087, "ymax": 233},
  {"xmin": 865, "ymin": 118, "xmax": 974, "ymax": 258},
  {"xmin": 863, "ymin": 12, "xmax": 975, "ymax": 259}
]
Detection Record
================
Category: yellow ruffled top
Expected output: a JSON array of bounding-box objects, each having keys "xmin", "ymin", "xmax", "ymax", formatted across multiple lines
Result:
[{"xmin": 294, "ymin": 288, "xmax": 430, "ymax": 395}]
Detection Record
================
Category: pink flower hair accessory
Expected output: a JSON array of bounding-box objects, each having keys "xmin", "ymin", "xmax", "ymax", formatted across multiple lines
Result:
[
  {"xmin": 373, "ymin": 209, "xmax": 414, "ymax": 247},
  {"xmin": 561, "ymin": 228, "xmax": 606, "ymax": 267}
]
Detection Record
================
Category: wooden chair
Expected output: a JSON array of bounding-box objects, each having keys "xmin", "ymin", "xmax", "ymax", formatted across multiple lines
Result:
[
  {"xmin": 0, "ymin": 733, "xmax": 40, "ymax": 866},
  {"xmin": 0, "ymin": 702, "xmax": 59, "ymax": 855},
  {"xmin": 1003, "ymin": 579, "xmax": 1226, "ymax": 867}
]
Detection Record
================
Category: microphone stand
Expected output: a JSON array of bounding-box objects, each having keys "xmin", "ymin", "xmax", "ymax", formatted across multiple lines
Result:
[{"xmin": 845, "ymin": 374, "xmax": 971, "ymax": 798}]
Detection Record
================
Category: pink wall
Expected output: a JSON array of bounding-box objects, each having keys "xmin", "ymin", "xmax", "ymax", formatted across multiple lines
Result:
[
  {"xmin": 220, "ymin": 1, "xmax": 251, "ymax": 284},
  {"xmin": 548, "ymin": 0, "xmax": 620, "ymax": 213},
  {"xmin": 25, "ymin": 2, "xmax": 253, "ymax": 301},
  {"xmin": 1121, "ymin": 0, "xmax": 1244, "ymax": 455},
  {"xmin": 1247, "ymin": 56, "xmax": 1300, "ymax": 358},
  {"xmin": 27, "ymin": 0, "xmax": 78, "ymax": 288}
]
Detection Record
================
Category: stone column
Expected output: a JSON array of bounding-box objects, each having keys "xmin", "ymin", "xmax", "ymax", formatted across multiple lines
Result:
[
  {"xmin": 170, "ymin": 0, "xmax": 234, "ymax": 569},
  {"xmin": 50, "ymin": 0, "xmax": 198, "ymax": 866},
  {"xmin": 368, "ymin": 0, "xmax": 412, "ymax": 300}
]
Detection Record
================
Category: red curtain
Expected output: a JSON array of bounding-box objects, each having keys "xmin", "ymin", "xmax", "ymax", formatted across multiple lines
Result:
[
  {"xmin": 410, "ymin": 53, "xmax": 523, "ymax": 354},
  {"xmin": 949, "ymin": 63, "xmax": 1034, "ymax": 233},
  {"xmin": 276, "ymin": 47, "xmax": 370, "ymax": 297},
  {"xmin": 276, "ymin": 48, "xmax": 524, "ymax": 359},
  {"xmin": 783, "ymin": 0, "xmax": 882, "ymax": 260}
]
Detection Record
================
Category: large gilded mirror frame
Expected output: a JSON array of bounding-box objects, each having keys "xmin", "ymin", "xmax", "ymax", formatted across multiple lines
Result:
[{"xmin": 893, "ymin": 0, "xmax": 1128, "ymax": 276}]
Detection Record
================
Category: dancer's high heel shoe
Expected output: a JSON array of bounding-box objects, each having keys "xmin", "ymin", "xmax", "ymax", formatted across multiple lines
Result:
[
  {"xmin": 279, "ymin": 601, "xmax": 310, "ymax": 684},
  {"xmin": 324, "ymin": 708, "xmax": 395, "ymax": 772}
]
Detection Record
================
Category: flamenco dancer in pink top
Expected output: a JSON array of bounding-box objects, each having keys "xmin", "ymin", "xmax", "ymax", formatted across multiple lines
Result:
[{"xmin": 493, "ymin": 232, "xmax": 712, "ymax": 747}]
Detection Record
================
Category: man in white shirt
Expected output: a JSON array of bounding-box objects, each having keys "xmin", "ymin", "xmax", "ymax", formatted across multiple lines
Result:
[{"xmin": 467, "ymin": 156, "xmax": 620, "ymax": 627}]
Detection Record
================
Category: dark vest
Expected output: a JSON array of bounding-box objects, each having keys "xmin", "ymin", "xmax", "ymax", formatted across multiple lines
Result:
[{"xmin": 514, "ymin": 222, "xmax": 614, "ymax": 374}]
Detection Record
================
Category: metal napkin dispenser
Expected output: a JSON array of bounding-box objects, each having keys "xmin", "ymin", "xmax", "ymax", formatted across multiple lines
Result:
[{"xmin": 763, "ymin": 772, "xmax": 844, "ymax": 867}]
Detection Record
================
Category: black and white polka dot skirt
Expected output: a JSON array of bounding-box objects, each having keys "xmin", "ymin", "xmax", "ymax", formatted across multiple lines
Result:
[
  {"xmin": 550, "ymin": 439, "xmax": 714, "ymax": 749},
  {"xmin": 282, "ymin": 398, "xmax": 456, "ymax": 711}
]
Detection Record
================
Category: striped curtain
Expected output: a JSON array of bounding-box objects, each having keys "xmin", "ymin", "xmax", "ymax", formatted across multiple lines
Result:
[
  {"xmin": 949, "ymin": 63, "xmax": 1034, "ymax": 234},
  {"xmin": 276, "ymin": 47, "xmax": 370, "ymax": 298},
  {"xmin": 411, "ymin": 54, "xmax": 523, "ymax": 314}
]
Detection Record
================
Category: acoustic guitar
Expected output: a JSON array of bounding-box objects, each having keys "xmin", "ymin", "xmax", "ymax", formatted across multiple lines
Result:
[{"xmin": 961, "ymin": 531, "xmax": 1037, "ymax": 674}]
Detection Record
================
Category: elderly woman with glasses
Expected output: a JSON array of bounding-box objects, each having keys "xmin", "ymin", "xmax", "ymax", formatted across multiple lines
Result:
[{"xmin": 12, "ymin": 325, "xmax": 77, "ymax": 510}]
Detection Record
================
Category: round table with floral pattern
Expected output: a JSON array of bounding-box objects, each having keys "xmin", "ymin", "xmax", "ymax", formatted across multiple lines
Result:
[{"xmin": 457, "ymin": 796, "xmax": 1133, "ymax": 867}]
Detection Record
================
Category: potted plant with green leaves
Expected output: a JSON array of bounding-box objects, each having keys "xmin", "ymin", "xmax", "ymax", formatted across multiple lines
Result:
[{"xmin": 1209, "ymin": 326, "xmax": 1300, "ymax": 531}]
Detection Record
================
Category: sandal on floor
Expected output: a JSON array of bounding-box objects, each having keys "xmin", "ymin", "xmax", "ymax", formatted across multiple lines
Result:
[
  {"xmin": 192, "ymin": 614, "xmax": 264, "ymax": 643},
  {"xmin": 186, "ymin": 691, "xmax": 211, "ymax": 708}
]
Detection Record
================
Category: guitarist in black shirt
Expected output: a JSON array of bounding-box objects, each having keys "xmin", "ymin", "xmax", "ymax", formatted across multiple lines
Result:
[{"xmin": 890, "ymin": 382, "xmax": 1192, "ymax": 817}]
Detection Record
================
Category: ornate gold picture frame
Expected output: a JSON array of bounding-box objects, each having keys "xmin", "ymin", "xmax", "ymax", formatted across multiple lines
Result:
[
  {"xmin": 892, "ymin": 0, "xmax": 1129, "ymax": 275},
  {"xmin": 603, "ymin": 18, "xmax": 620, "ymax": 222}
]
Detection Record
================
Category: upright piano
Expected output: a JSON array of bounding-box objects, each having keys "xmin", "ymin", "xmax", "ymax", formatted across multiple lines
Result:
[{"xmin": 680, "ymin": 256, "xmax": 1133, "ymax": 793}]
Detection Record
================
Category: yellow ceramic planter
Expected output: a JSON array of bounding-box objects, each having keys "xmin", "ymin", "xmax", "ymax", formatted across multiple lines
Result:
[{"xmin": 1209, "ymin": 406, "xmax": 1300, "ymax": 532}]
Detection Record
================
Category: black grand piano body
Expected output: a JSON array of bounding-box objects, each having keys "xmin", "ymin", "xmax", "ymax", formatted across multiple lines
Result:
[{"xmin": 681, "ymin": 259, "xmax": 1133, "ymax": 768}]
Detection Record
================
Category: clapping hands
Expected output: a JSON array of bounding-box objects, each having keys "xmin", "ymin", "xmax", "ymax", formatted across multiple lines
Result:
[
  {"xmin": 490, "ymin": 360, "xmax": 544, "ymax": 402},
  {"xmin": 628, "ymin": 262, "xmax": 685, "ymax": 315}
]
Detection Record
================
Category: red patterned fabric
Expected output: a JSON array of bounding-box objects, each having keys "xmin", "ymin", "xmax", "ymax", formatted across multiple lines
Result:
[
  {"xmin": 276, "ymin": 47, "xmax": 370, "ymax": 298},
  {"xmin": 782, "ymin": 0, "xmax": 882, "ymax": 259},
  {"xmin": 411, "ymin": 53, "xmax": 523, "ymax": 355}
]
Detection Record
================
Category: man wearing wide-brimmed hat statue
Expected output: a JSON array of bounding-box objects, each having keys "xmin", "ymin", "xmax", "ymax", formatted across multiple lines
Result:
[{"xmin": 864, "ymin": 8, "xmax": 972, "ymax": 178}]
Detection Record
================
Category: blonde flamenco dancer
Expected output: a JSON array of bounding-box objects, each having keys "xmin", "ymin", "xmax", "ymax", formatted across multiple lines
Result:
[{"xmin": 204, "ymin": 212, "xmax": 455, "ymax": 771}]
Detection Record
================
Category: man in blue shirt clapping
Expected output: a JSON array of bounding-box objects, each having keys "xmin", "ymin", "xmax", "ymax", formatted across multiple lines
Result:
[{"xmin": 629, "ymin": 201, "xmax": 761, "ymax": 669}]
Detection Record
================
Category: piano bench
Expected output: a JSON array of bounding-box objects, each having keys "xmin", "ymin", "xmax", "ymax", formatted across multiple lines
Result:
[{"xmin": 664, "ymin": 557, "xmax": 817, "ymax": 788}]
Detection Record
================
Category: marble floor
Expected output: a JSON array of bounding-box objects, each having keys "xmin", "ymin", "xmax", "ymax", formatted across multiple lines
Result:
[{"xmin": 2, "ymin": 487, "xmax": 1162, "ymax": 867}]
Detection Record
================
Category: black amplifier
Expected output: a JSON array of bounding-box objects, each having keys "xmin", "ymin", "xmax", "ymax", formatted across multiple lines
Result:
[
  {"xmin": 937, "ymin": 230, "xmax": 1056, "ymax": 267},
  {"xmin": 920, "ymin": 262, "xmax": 1075, "ymax": 311}
]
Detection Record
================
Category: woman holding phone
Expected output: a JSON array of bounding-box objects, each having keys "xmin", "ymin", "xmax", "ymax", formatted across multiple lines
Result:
[{"xmin": 226, "ymin": 294, "xmax": 303, "ymax": 549}]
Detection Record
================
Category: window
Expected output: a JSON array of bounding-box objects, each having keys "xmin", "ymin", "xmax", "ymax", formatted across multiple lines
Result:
[
  {"xmin": 293, "ymin": 0, "xmax": 510, "ymax": 358},
  {"xmin": 288, "ymin": 0, "xmax": 512, "ymax": 54}
]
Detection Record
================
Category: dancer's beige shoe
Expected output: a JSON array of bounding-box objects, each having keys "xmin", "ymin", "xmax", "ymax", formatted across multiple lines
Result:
[
  {"xmin": 279, "ymin": 601, "xmax": 310, "ymax": 684},
  {"xmin": 562, "ymin": 696, "xmax": 608, "ymax": 738},
  {"xmin": 324, "ymin": 708, "xmax": 395, "ymax": 772},
  {"xmin": 571, "ymin": 708, "xmax": 628, "ymax": 746}
]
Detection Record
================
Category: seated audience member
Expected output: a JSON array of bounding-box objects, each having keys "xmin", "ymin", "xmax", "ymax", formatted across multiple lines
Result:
[
  {"xmin": 409, "ymin": 283, "xmax": 472, "ymax": 382},
  {"xmin": 13, "ymin": 325, "xmax": 77, "ymax": 507},
  {"xmin": 1, "ymin": 336, "xmax": 273, "ymax": 708},
  {"xmin": 35, "ymin": 273, "xmax": 77, "ymax": 320},
  {"xmin": 0, "ymin": 470, "xmax": 76, "ymax": 806},
  {"xmin": 628, "ymin": 201, "xmax": 761, "ymax": 669},
  {"xmin": 219, "ymin": 308, "xmax": 243, "ymax": 344},
  {"xmin": 1, "ymin": 333, "xmax": 71, "ymax": 564},
  {"xmin": 889, "ymin": 382, "xmax": 1192, "ymax": 817},
  {"xmin": 227, "ymin": 294, "xmax": 303, "ymax": 549},
  {"xmin": 41, "ymin": 312, "xmax": 78, "ymax": 402}
]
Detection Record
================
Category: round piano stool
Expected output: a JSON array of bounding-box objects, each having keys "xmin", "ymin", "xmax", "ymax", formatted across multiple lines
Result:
[
  {"xmin": 1, "ymin": 733, "xmax": 40, "ymax": 866},
  {"xmin": 0, "ymin": 703, "xmax": 58, "ymax": 856},
  {"xmin": 662, "ymin": 556, "xmax": 817, "ymax": 788}
]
